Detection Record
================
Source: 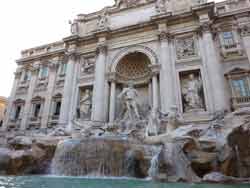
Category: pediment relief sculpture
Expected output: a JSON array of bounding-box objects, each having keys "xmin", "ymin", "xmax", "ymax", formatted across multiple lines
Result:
[
  {"xmin": 81, "ymin": 57, "xmax": 95, "ymax": 75},
  {"xmin": 176, "ymin": 37, "xmax": 197, "ymax": 60}
]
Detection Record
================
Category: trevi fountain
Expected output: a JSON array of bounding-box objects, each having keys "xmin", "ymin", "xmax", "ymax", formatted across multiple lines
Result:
[{"xmin": 1, "ymin": 0, "xmax": 250, "ymax": 187}]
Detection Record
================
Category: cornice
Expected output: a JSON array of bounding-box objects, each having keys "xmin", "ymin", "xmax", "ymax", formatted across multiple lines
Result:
[
  {"xmin": 63, "ymin": 35, "xmax": 81, "ymax": 44},
  {"xmin": 16, "ymin": 49, "xmax": 66, "ymax": 65},
  {"xmin": 192, "ymin": 2, "xmax": 215, "ymax": 13},
  {"xmin": 215, "ymin": 7, "xmax": 250, "ymax": 19}
]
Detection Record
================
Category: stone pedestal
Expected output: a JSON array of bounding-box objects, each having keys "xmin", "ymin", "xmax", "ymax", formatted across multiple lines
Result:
[{"xmin": 91, "ymin": 44, "xmax": 107, "ymax": 122}]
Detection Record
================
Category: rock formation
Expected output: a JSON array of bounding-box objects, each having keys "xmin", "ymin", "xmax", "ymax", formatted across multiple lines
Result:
[{"xmin": 0, "ymin": 108, "xmax": 250, "ymax": 184}]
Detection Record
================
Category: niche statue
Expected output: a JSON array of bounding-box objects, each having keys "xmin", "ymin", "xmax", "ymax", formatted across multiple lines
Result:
[
  {"xmin": 79, "ymin": 89, "xmax": 92, "ymax": 120},
  {"xmin": 182, "ymin": 73, "xmax": 204, "ymax": 112}
]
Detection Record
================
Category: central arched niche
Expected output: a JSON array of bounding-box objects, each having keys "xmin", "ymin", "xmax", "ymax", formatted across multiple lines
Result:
[
  {"xmin": 115, "ymin": 52, "xmax": 151, "ymax": 83},
  {"xmin": 114, "ymin": 52, "xmax": 153, "ymax": 120}
]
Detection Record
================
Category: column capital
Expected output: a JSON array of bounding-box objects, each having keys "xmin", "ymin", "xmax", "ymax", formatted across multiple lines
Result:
[
  {"xmin": 48, "ymin": 60, "xmax": 60, "ymax": 71},
  {"xmin": 107, "ymin": 72, "xmax": 116, "ymax": 82},
  {"xmin": 14, "ymin": 71, "xmax": 22, "ymax": 79},
  {"xmin": 149, "ymin": 64, "xmax": 161, "ymax": 76},
  {"xmin": 66, "ymin": 51, "xmax": 79, "ymax": 62},
  {"xmin": 30, "ymin": 63, "xmax": 40, "ymax": 75},
  {"xmin": 96, "ymin": 43, "xmax": 108, "ymax": 54},
  {"xmin": 239, "ymin": 24, "xmax": 250, "ymax": 37},
  {"xmin": 157, "ymin": 31, "xmax": 172, "ymax": 42},
  {"xmin": 199, "ymin": 21, "xmax": 213, "ymax": 34}
]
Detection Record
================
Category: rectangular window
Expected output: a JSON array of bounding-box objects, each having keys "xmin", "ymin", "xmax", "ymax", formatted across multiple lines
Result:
[
  {"xmin": 222, "ymin": 31, "xmax": 236, "ymax": 49},
  {"xmin": 54, "ymin": 101, "xmax": 61, "ymax": 116},
  {"xmin": 33, "ymin": 104, "xmax": 41, "ymax": 118},
  {"xmin": 60, "ymin": 63, "xmax": 67, "ymax": 75},
  {"xmin": 15, "ymin": 106, "xmax": 21, "ymax": 120},
  {"xmin": 232, "ymin": 78, "xmax": 250, "ymax": 97},
  {"xmin": 23, "ymin": 70, "xmax": 31, "ymax": 82},
  {"xmin": 39, "ymin": 66, "xmax": 49, "ymax": 79}
]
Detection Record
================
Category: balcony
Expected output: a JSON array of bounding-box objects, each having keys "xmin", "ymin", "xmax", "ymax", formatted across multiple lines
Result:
[
  {"xmin": 28, "ymin": 116, "xmax": 41, "ymax": 130},
  {"xmin": 232, "ymin": 96, "xmax": 250, "ymax": 109},
  {"xmin": 221, "ymin": 42, "xmax": 243, "ymax": 59},
  {"xmin": 8, "ymin": 119, "xmax": 21, "ymax": 131},
  {"xmin": 48, "ymin": 115, "xmax": 60, "ymax": 128}
]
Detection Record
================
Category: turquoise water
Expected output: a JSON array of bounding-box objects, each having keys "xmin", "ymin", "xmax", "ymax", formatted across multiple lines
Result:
[{"xmin": 0, "ymin": 176, "xmax": 249, "ymax": 188}]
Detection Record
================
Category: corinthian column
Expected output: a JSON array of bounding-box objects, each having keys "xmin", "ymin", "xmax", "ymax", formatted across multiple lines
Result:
[
  {"xmin": 59, "ymin": 52, "xmax": 78, "ymax": 127},
  {"xmin": 158, "ymin": 30, "xmax": 175, "ymax": 113},
  {"xmin": 150, "ymin": 64, "xmax": 160, "ymax": 110},
  {"xmin": 20, "ymin": 65, "xmax": 39, "ymax": 130},
  {"xmin": 200, "ymin": 22, "xmax": 229, "ymax": 111},
  {"xmin": 91, "ymin": 43, "xmax": 107, "ymax": 122},
  {"xmin": 240, "ymin": 25, "xmax": 250, "ymax": 63},
  {"xmin": 108, "ymin": 73, "xmax": 116, "ymax": 123},
  {"xmin": 41, "ymin": 59, "xmax": 58, "ymax": 129}
]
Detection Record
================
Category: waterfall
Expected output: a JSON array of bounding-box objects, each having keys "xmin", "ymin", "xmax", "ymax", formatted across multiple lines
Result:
[
  {"xmin": 148, "ymin": 146, "xmax": 162, "ymax": 178},
  {"xmin": 50, "ymin": 138, "xmax": 157, "ymax": 178}
]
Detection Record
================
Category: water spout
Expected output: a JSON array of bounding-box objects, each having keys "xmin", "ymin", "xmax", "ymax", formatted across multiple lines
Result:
[{"xmin": 148, "ymin": 146, "xmax": 162, "ymax": 179}]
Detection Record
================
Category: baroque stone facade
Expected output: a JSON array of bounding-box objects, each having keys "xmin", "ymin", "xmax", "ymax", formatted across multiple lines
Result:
[{"xmin": 2, "ymin": 0, "xmax": 250, "ymax": 133}]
